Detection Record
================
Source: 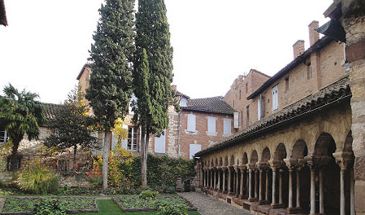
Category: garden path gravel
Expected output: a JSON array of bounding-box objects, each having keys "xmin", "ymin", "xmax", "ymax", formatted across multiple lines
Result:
[{"xmin": 178, "ymin": 192, "xmax": 251, "ymax": 215}]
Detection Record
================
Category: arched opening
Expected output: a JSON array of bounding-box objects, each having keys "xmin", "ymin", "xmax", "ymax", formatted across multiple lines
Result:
[
  {"xmin": 250, "ymin": 150, "xmax": 258, "ymax": 164},
  {"xmin": 314, "ymin": 133, "xmax": 339, "ymax": 215},
  {"xmin": 274, "ymin": 143, "xmax": 288, "ymax": 208},
  {"xmin": 261, "ymin": 147, "xmax": 271, "ymax": 204},
  {"xmin": 242, "ymin": 152, "xmax": 248, "ymax": 165},
  {"xmin": 343, "ymin": 131, "xmax": 354, "ymax": 215}
]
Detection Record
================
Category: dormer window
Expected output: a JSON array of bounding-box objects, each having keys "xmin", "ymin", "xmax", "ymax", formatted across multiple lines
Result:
[{"xmin": 180, "ymin": 97, "xmax": 188, "ymax": 107}]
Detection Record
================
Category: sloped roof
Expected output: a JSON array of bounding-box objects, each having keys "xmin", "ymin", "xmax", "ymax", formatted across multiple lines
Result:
[
  {"xmin": 41, "ymin": 103, "xmax": 64, "ymax": 122},
  {"xmin": 196, "ymin": 77, "xmax": 351, "ymax": 157},
  {"xmin": 176, "ymin": 90, "xmax": 190, "ymax": 99},
  {"xmin": 182, "ymin": 96, "xmax": 235, "ymax": 115}
]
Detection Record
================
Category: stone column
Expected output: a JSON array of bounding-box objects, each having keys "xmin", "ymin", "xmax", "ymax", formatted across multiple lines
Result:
[
  {"xmin": 296, "ymin": 167, "xmax": 301, "ymax": 208},
  {"xmin": 309, "ymin": 164, "xmax": 316, "ymax": 215},
  {"xmin": 223, "ymin": 167, "xmax": 226, "ymax": 193},
  {"xmin": 319, "ymin": 169, "xmax": 324, "ymax": 214},
  {"xmin": 288, "ymin": 167, "xmax": 293, "ymax": 209},
  {"xmin": 217, "ymin": 168, "xmax": 221, "ymax": 191},
  {"xmin": 271, "ymin": 166, "xmax": 277, "ymax": 206},
  {"xmin": 340, "ymin": 167, "xmax": 346, "ymax": 215},
  {"xmin": 254, "ymin": 169, "xmax": 258, "ymax": 200},
  {"xmin": 228, "ymin": 167, "xmax": 232, "ymax": 194},
  {"xmin": 248, "ymin": 168, "xmax": 254, "ymax": 201},
  {"xmin": 235, "ymin": 167, "xmax": 239, "ymax": 197},
  {"xmin": 351, "ymin": 168, "xmax": 355, "ymax": 215},
  {"xmin": 239, "ymin": 166, "xmax": 245, "ymax": 198},
  {"xmin": 259, "ymin": 168, "xmax": 264, "ymax": 203},
  {"xmin": 342, "ymin": 4, "xmax": 365, "ymax": 214},
  {"xmin": 265, "ymin": 168, "xmax": 269, "ymax": 202},
  {"xmin": 279, "ymin": 169, "xmax": 283, "ymax": 205}
]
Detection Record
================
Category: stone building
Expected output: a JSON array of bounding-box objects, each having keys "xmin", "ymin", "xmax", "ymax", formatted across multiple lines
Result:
[
  {"xmin": 195, "ymin": 1, "xmax": 365, "ymax": 213},
  {"xmin": 77, "ymin": 65, "xmax": 235, "ymax": 160}
]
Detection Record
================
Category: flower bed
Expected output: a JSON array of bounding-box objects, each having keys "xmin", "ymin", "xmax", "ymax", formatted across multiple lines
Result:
[
  {"xmin": 113, "ymin": 194, "xmax": 196, "ymax": 212},
  {"xmin": 1, "ymin": 196, "xmax": 97, "ymax": 214}
]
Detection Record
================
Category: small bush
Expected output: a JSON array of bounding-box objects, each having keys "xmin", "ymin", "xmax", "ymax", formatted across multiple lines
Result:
[
  {"xmin": 156, "ymin": 200, "xmax": 188, "ymax": 215},
  {"xmin": 139, "ymin": 189, "xmax": 159, "ymax": 200},
  {"xmin": 17, "ymin": 161, "xmax": 59, "ymax": 194},
  {"xmin": 33, "ymin": 198, "xmax": 66, "ymax": 215}
]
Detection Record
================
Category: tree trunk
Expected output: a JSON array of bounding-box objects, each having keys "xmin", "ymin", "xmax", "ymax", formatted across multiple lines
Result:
[
  {"xmin": 73, "ymin": 145, "xmax": 77, "ymax": 171},
  {"xmin": 141, "ymin": 127, "xmax": 149, "ymax": 187},
  {"xmin": 102, "ymin": 131, "xmax": 112, "ymax": 191},
  {"xmin": 11, "ymin": 136, "xmax": 22, "ymax": 156}
]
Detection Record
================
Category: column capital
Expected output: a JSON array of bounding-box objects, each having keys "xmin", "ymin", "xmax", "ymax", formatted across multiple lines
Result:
[
  {"xmin": 247, "ymin": 163, "xmax": 256, "ymax": 170},
  {"xmin": 239, "ymin": 165, "xmax": 247, "ymax": 171},
  {"xmin": 269, "ymin": 160, "xmax": 281, "ymax": 170},
  {"xmin": 333, "ymin": 151, "xmax": 354, "ymax": 170},
  {"xmin": 233, "ymin": 165, "xmax": 239, "ymax": 172},
  {"xmin": 284, "ymin": 158, "xmax": 298, "ymax": 170},
  {"xmin": 222, "ymin": 166, "xmax": 228, "ymax": 170},
  {"xmin": 257, "ymin": 162, "xmax": 269, "ymax": 170}
]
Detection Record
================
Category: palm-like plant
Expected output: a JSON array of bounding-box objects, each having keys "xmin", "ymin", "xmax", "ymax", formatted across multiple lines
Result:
[{"xmin": 0, "ymin": 84, "xmax": 43, "ymax": 169}]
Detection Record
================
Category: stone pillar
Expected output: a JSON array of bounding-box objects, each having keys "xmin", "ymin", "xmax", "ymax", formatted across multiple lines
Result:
[
  {"xmin": 228, "ymin": 167, "xmax": 232, "ymax": 194},
  {"xmin": 288, "ymin": 167, "xmax": 293, "ymax": 209},
  {"xmin": 235, "ymin": 167, "xmax": 239, "ymax": 196},
  {"xmin": 271, "ymin": 167, "xmax": 277, "ymax": 206},
  {"xmin": 296, "ymin": 167, "xmax": 301, "ymax": 208},
  {"xmin": 239, "ymin": 167, "xmax": 245, "ymax": 198},
  {"xmin": 223, "ymin": 167, "xmax": 226, "ymax": 193},
  {"xmin": 259, "ymin": 168, "xmax": 264, "ymax": 203},
  {"xmin": 279, "ymin": 169, "xmax": 283, "ymax": 205},
  {"xmin": 319, "ymin": 169, "xmax": 324, "ymax": 214},
  {"xmin": 340, "ymin": 167, "xmax": 346, "ymax": 215},
  {"xmin": 342, "ymin": 5, "xmax": 365, "ymax": 214},
  {"xmin": 310, "ymin": 164, "xmax": 316, "ymax": 215},
  {"xmin": 254, "ymin": 169, "xmax": 258, "ymax": 200},
  {"xmin": 265, "ymin": 168, "xmax": 269, "ymax": 202},
  {"xmin": 351, "ymin": 168, "xmax": 355, "ymax": 215},
  {"xmin": 217, "ymin": 168, "xmax": 221, "ymax": 191},
  {"xmin": 248, "ymin": 168, "xmax": 254, "ymax": 201}
]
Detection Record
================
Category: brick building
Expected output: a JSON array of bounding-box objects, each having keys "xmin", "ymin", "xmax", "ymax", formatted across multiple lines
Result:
[
  {"xmin": 195, "ymin": 10, "xmax": 363, "ymax": 214},
  {"xmin": 76, "ymin": 66, "xmax": 236, "ymax": 160}
]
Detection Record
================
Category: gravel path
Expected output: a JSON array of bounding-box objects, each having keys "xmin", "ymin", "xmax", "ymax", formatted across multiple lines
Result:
[{"xmin": 179, "ymin": 192, "xmax": 251, "ymax": 215}]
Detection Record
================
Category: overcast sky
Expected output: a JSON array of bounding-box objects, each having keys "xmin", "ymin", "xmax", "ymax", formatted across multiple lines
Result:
[{"xmin": 0, "ymin": 0, "xmax": 332, "ymax": 104}]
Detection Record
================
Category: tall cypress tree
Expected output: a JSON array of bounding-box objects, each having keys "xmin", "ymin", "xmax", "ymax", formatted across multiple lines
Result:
[
  {"xmin": 134, "ymin": 0, "xmax": 174, "ymax": 187},
  {"xmin": 86, "ymin": 0, "xmax": 135, "ymax": 190}
]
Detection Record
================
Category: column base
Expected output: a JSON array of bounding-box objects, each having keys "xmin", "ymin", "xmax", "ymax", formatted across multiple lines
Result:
[
  {"xmin": 258, "ymin": 200, "xmax": 268, "ymax": 205},
  {"xmin": 239, "ymin": 194, "xmax": 246, "ymax": 199},
  {"xmin": 287, "ymin": 207, "xmax": 302, "ymax": 214},
  {"xmin": 248, "ymin": 197, "xmax": 257, "ymax": 202},
  {"xmin": 271, "ymin": 203, "xmax": 283, "ymax": 209}
]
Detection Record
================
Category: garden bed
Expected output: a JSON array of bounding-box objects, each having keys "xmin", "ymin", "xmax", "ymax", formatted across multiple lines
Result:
[
  {"xmin": 1, "ymin": 196, "xmax": 98, "ymax": 214},
  {"xmin": 113, "ymin": 194, "xmax": 197, "ymax": 212}
]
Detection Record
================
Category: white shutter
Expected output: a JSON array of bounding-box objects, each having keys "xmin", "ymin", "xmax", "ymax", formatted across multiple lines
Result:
[
  {"xmin": 272, "ymin": 86, "xmax": 278, "ymax": 111},
  {"xmin": 223, "ymin": 119, "xmax": 232, "ymax": 135},
  {"xmin": 187, "ymin": 113, "xmax": 196, "ymax": 132},
  {"xmin": 189, "ymin": 144, "xmax": 202, "ymax": 159},
  {"xmin": 154, "ymin": 130, "xmax": 166, "ymax": 153},
  {"xmin": 233, "ymin": 112, "xmax": 239, "ymax": 128},
  {"xmin": 207, "ymin": 116, "xmax": 216, "ymax": 134}
]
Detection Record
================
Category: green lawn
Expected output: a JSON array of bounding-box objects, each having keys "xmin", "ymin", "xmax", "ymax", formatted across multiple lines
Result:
[{"xmin": 78, "ymin": 199, "xmax": 200, "ymax": 215}]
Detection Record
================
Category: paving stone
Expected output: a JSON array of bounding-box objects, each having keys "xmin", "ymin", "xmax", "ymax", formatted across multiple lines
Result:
[{"xmin": 179, "ymin": 192, "xmax": 251, "ymax": 215}]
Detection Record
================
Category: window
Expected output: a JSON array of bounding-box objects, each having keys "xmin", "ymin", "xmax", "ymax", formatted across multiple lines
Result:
[
  {"xmin": 187, "ymin": 113, "xmax": 196, "ymax": 132},
  {"xmin": 127, "ymin": 127, "xmax": 138, "ymax": 151},
  {"xmin": 154, "ymin": 130, "xmax": 166, "ymax": 153},
  {"xmin": 189, "ymin": 144, "xmax": 201, "ymax": 159},
  {"xmin": 223, "ymin": 118, "xmax": 232, "ymax": 135},
  {"xmin": 207, "ymin": 116, "xmax": 216, "ymax": 135},
  {"xmin": 272, "ymin": 85, "xmax": 279, "ymax": 111},
  {"xmin": 258, "ymin": 94, "xmax": 264, "ymax": 120},
  {"xmin": 129, "ymin": 95, "xmax": 137, "ymax": 115},
  {"xmin": 285, "ymin": 77, "xmax": 289, "ymax": 92},
  {"xmin": 234, "ymin": 112, "xmax": 240, "ymax": 129},
  {"xmin": 246, "ymin": 105, "xmax": 250, "ymax": 127},
  {"xmin": 307, "ymin": 63, "xmax": 312, "ymax": 79},
  {"xmin": 179, "ymin": 98, "xmax": 188, "ymax": 107},
  {"xmin": 245, "ymin": 83, "xmax": 248, "ymax": 94},
  {"xmin": 0, "ymin": 130, "xmax": 7, "ymax": 144},
  {"xmin": 239, "ymin": 90, "xmax": 242, "ymax": 100}
]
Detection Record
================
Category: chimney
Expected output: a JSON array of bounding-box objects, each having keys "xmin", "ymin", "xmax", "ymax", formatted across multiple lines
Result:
[
  {"xmin": 293, "ymin": 40, "xmax": 305, "ymax": 59},
  {"xmin": 309, "ymin": 20, "xmax": 319, "ymax": 46}
]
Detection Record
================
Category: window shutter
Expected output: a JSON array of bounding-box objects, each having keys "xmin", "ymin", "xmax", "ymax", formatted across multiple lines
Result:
[
  {"xmin": 224, "ymin": 119, "xmax": 232, "ymax": 135},
  {"xmin": 154, "ymin": 130, "xmax": 166, "ymax": 153},
  {"xmin": 234, "ymin": 112, "xmax": 239, "ymax": 128},
  {"xmin": 207, "ymin": 116, "xmax": 216, "ymax": 133},
  {"xmin": 187, "ymin": 114, "xmax": 196, "ymax": 132}
]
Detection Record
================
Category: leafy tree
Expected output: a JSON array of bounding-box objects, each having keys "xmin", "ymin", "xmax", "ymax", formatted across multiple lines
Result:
[
  {"xmin": 86, "ymin": 0, "xmax": 135, "ymax": 190},
  {"xmin": 134, "ymin": 0, "xmax": 174, "ymax": 187},
  {"xmin": 0, "ymin": 84, "xmax": 44, "ymax": 170},
  {"xmin": 45, "ymin": 88, "xmax": 97, "ymax": 170}
]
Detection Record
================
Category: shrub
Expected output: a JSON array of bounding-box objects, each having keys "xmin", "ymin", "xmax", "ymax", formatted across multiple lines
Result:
[
  {"xmin": 17, "ymin": 160, "xmax": 59, "ymax": 194},
  {"xmin": 139, "ymin": 189, "xmax": 158, "ymax": 200},
  {"xmin": 33, "ymin": 198, "xmax": 66, "ymax": 215},
  {"xmin": 156, "ymin": 200, "xmax": 188, "ymax": 215}
]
